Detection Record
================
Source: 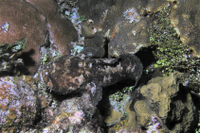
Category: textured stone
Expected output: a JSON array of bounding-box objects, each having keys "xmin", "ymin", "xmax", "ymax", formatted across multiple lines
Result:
[
  {"xmin": 0, "ymin": 0, "xmax": 78, "ymax": 73},
  {"xmin": 42, "ymin": 93, "xmax": 104, "ymax": 132},
  {"xmin": 131, "ymin": 72, "xmax": 198, "ymax": 132},
  {"xmin": 0, "ymin": 76, "xmax": 38, "ymax": 132},
  {"xmin": 77, "ymin": 0, "xmax": 170, "ymax": 57},
  {"xmin": 26, "ymin": 0, "xmax": 78, "ymax": 55},
  {"xmin": 107, "ymin": 72, "xmax": 198, "ymax": 132},
  {"xmin": 169, "ymin": 0, "xmax": 200, "ymax": 56}
]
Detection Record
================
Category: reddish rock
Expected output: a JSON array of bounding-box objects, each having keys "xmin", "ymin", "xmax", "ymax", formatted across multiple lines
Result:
[
  {"xmin": 0, "ymin": 0, "xmax": 47, "ymax": 73},
  {"xmin": 0, "ymin": 0, "xmax": 78, "ymax": 73},
  {"xmin": 25, "ymin": 0, "xmax": 78, "ymax": 55}
]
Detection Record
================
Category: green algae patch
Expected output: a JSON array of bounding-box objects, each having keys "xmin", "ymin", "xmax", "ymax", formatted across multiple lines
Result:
[
  {"xmin": 149, "ymin": 5, "xmax": 200, "ymax": 92},
  {"xmin": 149, "ymin": 7, "xmax": 200, "ymax": 130},
  {"xmin": 6, "ymin": 38, "xmax": 26, "ymax": 52}
]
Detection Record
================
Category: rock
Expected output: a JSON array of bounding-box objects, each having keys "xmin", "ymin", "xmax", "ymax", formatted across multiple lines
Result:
[
  {"xmin": 77, "ymin": 0, "xmax": 200, "ymax": 58},
  {"xmin": 77, "ymin": 0, "xmax": 115, "ymax": 24},
  {"xmin": 25, "ymin": 0, "xmax": 78, "ymax": 55},
  {"xmin": 30, "ymin": 50, "xmax": 143, "ymax": 131},
  {"xmin": 107, "ymin": 18, "xmax": 150, "ymax": 57},
  {"xmin": 0, "ymin": 0, "xmax": 46, "ymax": 73},
  {"xmin": 131, "ymin": 72, "xmax": 198, "ymax": 132},
  {"xmin": 77, "ymin": 0, "xmax": 171, "ymax": 57},
  {"xmin": 0, "ymin": 0, "xmax": 78, "ymax": 73},
  {"xmin": 104, "ymin": 93, "xmax": 131, "ymax": 127},
  {"xmin": 43, "ymin": 93, "xmax": 104, "ymax": 132},
  {"xmin": 0, "ymin": 39, "xmax": 25, "ymax": 75},
  {"xmin": 106, "ymin": 72, "xmax": 198, "ymax": 132},
  {"xmin": 30, "ymin": 46, "xmax": 142, "ymax": 132},
  {"xmin": 169, "ymin": 0, "xmax": 200, "ymax": 56},
  {"xmin": 0, "ymin": 76, "xmax": 39, "ymax": 132},
  {"xmin": 146, "ymin": 0, "xmax": 169, "ymax": 13},
  {"xmin": 100, "ymin": 0, "xmax": 149, "ymax": 57}
]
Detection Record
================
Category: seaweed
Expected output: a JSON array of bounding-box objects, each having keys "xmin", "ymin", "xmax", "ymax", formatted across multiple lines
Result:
[{"xmin": 0, "ymin": 38, "xmax": 26, "ymax": 74}]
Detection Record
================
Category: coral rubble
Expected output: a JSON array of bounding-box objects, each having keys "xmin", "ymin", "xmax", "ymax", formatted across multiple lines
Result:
[
  {"xmin": 33, "ymin": 52, "xmax": 143, "ymax": 132},
  {"xmin": 149, "ymin": 2, "xmax": 200, "ymax": 92},
  {"xmin": 42, "ymin": 94, "xmax": 104, "ymax": 132},
  {"xmin": 0, "ymin": 52, "xmax": 143, "ymax": 132},
  {"xmin": 0, "ymin": 76, "xmax": 38, "ymax": 132},
  {"xmin": 0, "ymin": 39, "xmax": 26, "ymax": 75},
  {"xmin": 105, "ymin": 72, "xmax": 198, "ymax": 132},
  {"xmin": 134, "ymin": 72, "xmax": 197, "ymax": 132}
]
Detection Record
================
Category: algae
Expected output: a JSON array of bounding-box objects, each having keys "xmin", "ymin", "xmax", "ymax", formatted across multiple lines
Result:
[
  {"xmin": 0, "ymin": 38, "xmax": 26, "ymax": 74},
  {"xmin": 148, "ymin": 5, "xmax": 200, "ymax": 132},
  {"xmin": 149, "ymin": 4, "xmax": 200, "ymax": 92}
]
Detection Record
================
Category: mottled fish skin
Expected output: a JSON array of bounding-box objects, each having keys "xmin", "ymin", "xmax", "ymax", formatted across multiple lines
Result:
[{"xmin": 39, "ymin": 53, "xmax": 143, "ymax": 95}]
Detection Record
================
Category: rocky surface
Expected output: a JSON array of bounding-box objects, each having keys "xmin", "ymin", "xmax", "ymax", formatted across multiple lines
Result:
[
  {"xmin": 0, "ymin": 0, "xmax": 199, "ymax": 132},
  {"xmin": 169, "ymin": 0, "xmax": 200, "ymax": 56},
  {"xmin": 77, "ymin": 0, "xmax": 171, "ymax": 57},
  {"xmin": 105, "ymin": 72, "xmax": 198, "ymax": 133},
  {"xmin": 42, "ymin": 94, "xmax": 104, "ymax": 132},
  {"xmin": 0, "ymin": 39, "xmax": 25, "ymax": 75},
  {"xmin": 78, "ymin": 0, "xmax": 200, "ymax": 57},
  {"xmin": 0, "ymin": 0, "xmax": 78, "ymax": 73},
  {"xmin": 132, "ymin": 72, "xmax": 197, "ymax": 132},
  {"xmin": 0, "ymin": 76, "xmax": 39, "ymax": 132},
  {"xmin": 0, "ymin": 52, "xmax": 143, "ymax": 132}
]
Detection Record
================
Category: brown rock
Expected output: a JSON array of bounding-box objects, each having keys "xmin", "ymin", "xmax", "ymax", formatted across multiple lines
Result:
[
  {"xmin": 0, "ymin": 0, "xmax": 47, "ymax": 73},
  {"xmin": 26, "ymin": 0, "xmax": 78, "ymax": 55},
  {"xmin": 0, "ymin": 0, "xmax": 78, "ymax": 74},
  {"xmin": 169, "ymin": 0, "xmax": 200, "ymax": 56}
]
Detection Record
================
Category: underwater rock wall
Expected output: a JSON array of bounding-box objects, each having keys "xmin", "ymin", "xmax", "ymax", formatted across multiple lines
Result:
[
  {"xmin": 106, "ymin": 72, "xmax": 198, "ymax": 132},
  {"xmin": 0, "ymin": 53, "xmax": 143, "ymax": 132},
  {"xmin": 77, "ymin": 0, "xmax": 171, "ymax": 57},
  {"xmin": 78, "ymin": 0, "xmax": 200, "ymax": 57},
  {"xmin": 0, "ymin": 0, "xmax": 199, "ymax": 132}
]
